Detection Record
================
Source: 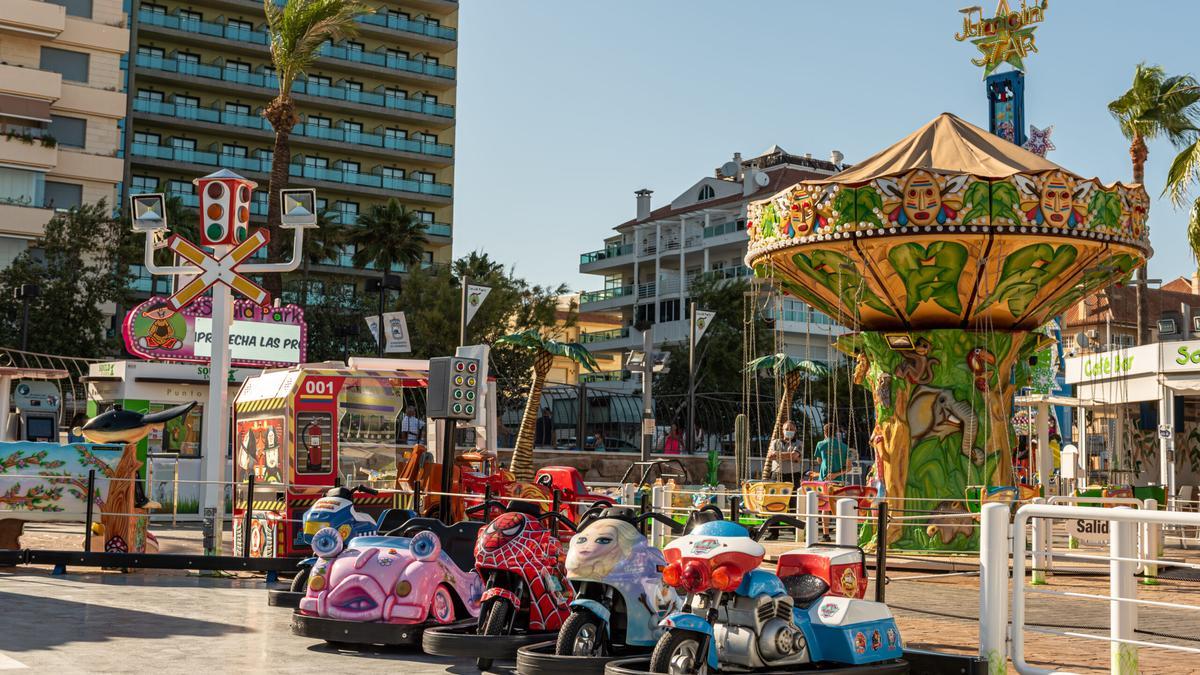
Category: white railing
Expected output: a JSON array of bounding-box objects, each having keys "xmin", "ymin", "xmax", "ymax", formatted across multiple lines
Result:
[{"xmin": 983, "ymin": 502, "xmax": 1200, "ymax": 675}]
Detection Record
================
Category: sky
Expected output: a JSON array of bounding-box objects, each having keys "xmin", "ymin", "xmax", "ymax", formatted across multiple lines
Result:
[{"xmin": 452, "ymin": 0, "xmax": 1200, "ymax": 293}]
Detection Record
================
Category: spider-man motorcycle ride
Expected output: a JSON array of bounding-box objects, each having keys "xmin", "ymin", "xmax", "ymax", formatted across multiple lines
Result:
[
  {"xmin": 423, "ymin": 498, "xmax": 577, "ymax": 671},
  {"xmin": 267, "ymin": 484, "xmax": 415, "ymax": 608},
  {"xmin": 642, "ymin": 510, "xmax": 905, "ymax": 674},
  {"xmin": 514, "ymin": 505, "xmax": 683, "ymax": 675}
]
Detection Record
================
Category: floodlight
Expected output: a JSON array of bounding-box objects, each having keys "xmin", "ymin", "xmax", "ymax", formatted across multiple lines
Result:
[
  {"xmin": 280, "ymin": 188, "xmax": 318, "ymax": 228},
  {"xmin": 130, "ymin": 193, "xmax": 167, "ymax": 232},
  {"xmin": 1157, "ymin": 318, "xmax": 1178, "ymax": 335},
  {"xmin": 625, "ymin": 350, "xmax": 646, "ymax": 368},
  {"xmin": 885, "ymin": 333, "xmax": 914, "ymax": 350}
]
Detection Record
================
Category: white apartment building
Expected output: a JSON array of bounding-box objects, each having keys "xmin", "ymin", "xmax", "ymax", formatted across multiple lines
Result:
[
  {"xmin": 0, "ymin": 0, "xmax": 128, "ymax": 268},
  {"xmin": 576, "ymin": 146, "xmax": 850, "ymax": 382}
]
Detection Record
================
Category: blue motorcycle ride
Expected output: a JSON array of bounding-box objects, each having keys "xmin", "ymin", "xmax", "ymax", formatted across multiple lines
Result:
[{"xmin": 651, "ymin": 509, "xmax": 904, "ymax": 673}]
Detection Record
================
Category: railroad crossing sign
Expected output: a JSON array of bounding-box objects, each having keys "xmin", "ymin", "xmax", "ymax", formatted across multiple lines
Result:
[{"xmin": 166, "ymin": 229, "xmax": 270, "ymax": 310}]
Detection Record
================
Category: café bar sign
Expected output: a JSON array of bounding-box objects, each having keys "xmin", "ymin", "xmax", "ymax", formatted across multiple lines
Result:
[{"xmin": 123, "ymin": 295, "xmax": 306, "ymax": 368}]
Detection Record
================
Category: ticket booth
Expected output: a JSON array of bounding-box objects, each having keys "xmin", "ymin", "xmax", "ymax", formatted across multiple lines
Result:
[{"xmin": 232, "ymin": 363, "xmax": 429, "ymax": 557}]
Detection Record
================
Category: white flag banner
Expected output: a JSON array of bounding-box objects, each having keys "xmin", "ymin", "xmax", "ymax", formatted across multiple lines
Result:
[
  {"xmin": 465, "ymin": 284, "xmax": 492, "ymax": 327},
  {"xmin": 694, "ymin": 310, "xmax": 717, "ymax": 342},
  {"xmin": 364, "ymin": 312, "xmax": 411, "ymax": 353}
]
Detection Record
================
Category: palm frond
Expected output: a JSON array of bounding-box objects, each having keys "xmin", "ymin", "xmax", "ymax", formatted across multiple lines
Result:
[
  {"xmin": 745, "ymin": 352, "xmax": 829, "ymax": 377},
  {"xmin": 1189, "ymin": 199, "xmax": 1200, "ymax": 265},
  {"xmin": 1164, "ymin": 138, "xmax": 1200, "ymax": 207},
  {"xmin": 494, "ymin": 330, "xmax": 599, "ymax": 371},
  {"xmin": 266, "ymin": 0, "xmax": 370, "ymax": 94}
]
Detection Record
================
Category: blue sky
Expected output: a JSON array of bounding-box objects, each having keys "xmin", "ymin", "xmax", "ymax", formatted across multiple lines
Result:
[{"xmin": 452, "ymin": 0, "xmax": 1200, "ymax": 292}]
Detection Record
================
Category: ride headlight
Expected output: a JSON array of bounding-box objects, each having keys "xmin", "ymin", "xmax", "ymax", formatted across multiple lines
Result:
[{"xmin": 304, "ymin": 520, "xmax": 329, "ymax": 535}]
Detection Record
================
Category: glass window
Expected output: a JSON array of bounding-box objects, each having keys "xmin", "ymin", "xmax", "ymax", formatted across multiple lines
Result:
[
  {"xmin": 178, "ymin": 9, "xmax": 202, "ymax": 22},
  {"xmin": 138, "ymin": 46, "xmax": 165, "ymax": 59},
  {"xmin": 385, "ymin": 127, "xmax": 407, "ymax": 140},
  {"xmin": 49, "ymin": 115, "xmax": 86, "ymax": 149},
  {"xmin": 340, "ymin": 160, "xmax": 360, "ymax": 174},
  {"xmin": 342, "ymin": 121, "xmax": 362, "ymax": 135},
  {"xmin": 385, "ymin": 87, "xmax": 407, "ymax": 100},
  {"xmin": 420, "ymin": 93, "xmax": 438, "ymax": 104},
  {"xmin": 225, "ymin": 102, "xmax": 250, "ymax": 116},
  {"xmin": 174, "ymin": 94, "xmax": 199, "ymax": 109},
  {"xmin": 177, "ymin": 52, "xmax": 200, "ymax": 64},
  {"xmin": 308, "ymin": 115, "xmax": 331, "ymax": 128},
  {"xmin": 141, "ymin": 3, "xmax": 166, "ymax": 14},
  {"xmin": 425, "ymin": 17, "xmax": 441, "ymax": 27},
  {"xmin": 227, "ymin": 18, "xmax": 253, "ymax": 32},
  {"xmin": 346, "ymin": 41, "xmax": 364, "ymax": 53},
  {"xmin": 415, "ymin": 210, "xmax": 434, "ymax": 223},
  {"xmin": 131, "ymin": 175, "xmax": 158, "ymax": 193},
  {"xmin": 46, "ymin": 0, "xmax": 92, "ymax": 17},
  {"xmin": 413, "ymin": 171, "xmax": 435, "ymax": 183},
  {"xmin": 40, "ymin": 47, "xmax": 89, "ymax": 83},
  {"xmin": 386, "ymin": 49, "xmax": 410, "ymax": 61},
  {"xmin": 137, "ymin": 89, "xmax": 164, "ymax": 102},
  {"xmin": 422, "ymin": 56, "xmax": 440, "ymax": 66},
  {"xmin": 167, "ymin": 179, "xmax": 194, "ymax": 195},
  {"xmin": 304, "ymin": 156, "xmax": 328, "ymax": 169},
  {"xmin": 698, "ymin": 185, "xmax": 715, "ymax": 201},
  {"xmin": 226, "ymin": 60, "xmax": 250, "ymax": 73},
  {"xmin": 44, "ymin": 181, "xmax": 82, "ymax": 211},
  {"xmin": 133, "ymin": 131, "xmax": 160, "ymax": 145},
  {"xmin": 309, "ymin": 74, "xmax": 331, "ymax": 87},
  {"xmin": 0, "ymin": 167, "xmax": 44, "ymax": 207},
  {"xmin": 222, "ymin": 144, "xmax": 247, "ymax": 158},
  {"xmin": 255, "ymin": 148, "xmax": 272, "ymax": 164},
  {"xmin": 345, "ymin": 80, "xmax": 363, "ymax": 93},
  {"xmin": 415, "ymin": 132, "xmax": 437, "ymax": 144},
  {"xmin": 171, "ymin": 137, "xmax": 197, "ymax": 151}
]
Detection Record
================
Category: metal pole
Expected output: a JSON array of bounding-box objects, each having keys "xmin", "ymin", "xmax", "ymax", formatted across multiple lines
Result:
[
  {"xmin": 641, "ymin": 327, "xmax": 653, "ymax": 462},
  {"xmin": 459, "ymin": 275, "xmax": 469, "ymax": 347},
  {"xmin": 438, "ymin": 420, "xmax": 455, "ymax": 524},
  {"xmin": 19, "ymin": 293, "xmax": 30, "ymax": 351},
  {"xmin": 84, "ymin": 469, "xmax": 95, "ymax": 553},
  {"xmin": 687, "ymin": 301, "xmax": 696, "ymax": 456},
  {"xmin": 242, "ymin": 471, "xmax": 254, "ymax": 558},
  {"xmin": 377, "ymin": 276, "xmax": 386, "ymax": 357},
  {"xmin": 979, "ymin": 502, "xmax": 1008, "ymax": 671},
  {"xmin": 576, "ymin": 381, "xmax": 586, "ymax": 451},
  {"xmin": 202, "ymin": 261, "xmax": 233, "ymax": 556},
  {"xmin": 874, "ymin": 501, "xmax": 887, "ymax": 603}
]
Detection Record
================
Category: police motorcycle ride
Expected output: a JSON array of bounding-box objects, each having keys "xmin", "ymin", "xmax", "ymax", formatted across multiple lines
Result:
[{"xmin": 648, "ymin": 506, "xmax": 905, "ymax": 674}]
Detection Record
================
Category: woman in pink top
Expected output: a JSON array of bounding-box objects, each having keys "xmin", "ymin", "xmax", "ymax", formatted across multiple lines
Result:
[{"xmin": 663, "ymin": 424, "xmax": 683, "ymax": 454}]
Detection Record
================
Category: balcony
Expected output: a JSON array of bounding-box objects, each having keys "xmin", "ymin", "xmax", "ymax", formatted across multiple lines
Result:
[
  {"xmin": 132, "ymin": 99, "xmax": 454, "ymax": 160},
  {"xmin": 139, "ymin": 9, "xmax": 456, "ymax": 81},
  {"xmin": 0, "ymin": 0, "xmax": 65, "ymax": 38},
  {"xmin": 58, "ymin": 83, "xmax": 126, "ymax": 119},
  {"xmin": 580, "ymin": 326, "xmax": 629, "ymax": 344},
  {"xmin": 703, "ymin": 220, "xmax": 745, "ymax": 240},
  {"xmin": 131, "ymin": 143, "xmax": 453, "ymax": 200},
  {"xmin": 690, "ymin": 265, "xmax": 753, "ymax": 284},
  {"xmin": 134, "ymin": 54, "xmax": 455, "ymax": 120},
  {"xmin": 357, "ymin": 12, "xmax": 456, "ymax": 41},
  {"xmin": 579, "ymin": 370, "xmax": 632, "ymax": 384},
  {"xmin": 0, "ymin": 134, "xmax": 57, "ymax": 171},
  {"xmin": 0, "ymin": 202, "xmax": 54, "ymax": 238},
  {"xmin": 583, "ymin": 240, "xmax": 638, "ymax": 264},
  {"xmin": 579, "ymin": 285, "xmax": 634, "ymax": 307},
  {"xmin": 0, "ymin": 63, "xmax": 62, "ymax": 102}
]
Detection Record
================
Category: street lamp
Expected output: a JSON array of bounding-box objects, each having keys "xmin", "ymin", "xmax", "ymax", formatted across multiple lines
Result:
[
  {"xmin": 130, "ymin": 174, "xmax": 316, "ymax": 556},
  {"xmin": 14, "ymin": 283, "xmax": 40, "ymax": 351}
]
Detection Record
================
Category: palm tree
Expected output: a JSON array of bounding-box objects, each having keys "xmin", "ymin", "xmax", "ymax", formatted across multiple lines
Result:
[
  {"xmin": 494, "ymin": 330, "xmax": 599, "ymax": 480},
  {"xmin": 1108, "ymin": 63, "xmax": 1200, "ymax": 343},
  {"xmin": 292, "ymin": 209, "xmax": 345, "ymax": 307},
  {"xmin": 347, "ymin": 199, "xmax": 429, "ymax": 353},
  {"xmin": 1164, "ymin": 118, "xmax": 1200, "ymax": 261},
  {"xmin": 262, "ymin": 0, "xmax": 368, "ymax": 297},
  {"xmin": 746, "ymin": 353, "xmax": 828, "ymax": 470}
]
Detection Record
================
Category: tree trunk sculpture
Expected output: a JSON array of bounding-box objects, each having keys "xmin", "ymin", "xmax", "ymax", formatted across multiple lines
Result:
[
  {"xmin": 509, "ymin": 349, "xmax": 554, "ymax": 481},
  {"xmin": 100, "ymin": 442, "xmax": 148, "ymax": 553}
]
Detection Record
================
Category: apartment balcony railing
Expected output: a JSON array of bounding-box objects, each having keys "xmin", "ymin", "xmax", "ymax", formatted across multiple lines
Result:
[
  {"xmin": 637, "ymin": 281, "xmax": 656, "ymax": 299},
  {"xmin": 134, "ymin": 54, "xmax": 455, "ymax": 119},
  {"xmin": 657, "ymin": 277, "xmax": 681, "ymax": 295},
  {"xmin": 579, "ymin": 370, "xmax": 631, "ymax": 384},
  {"xmin": 357, "ymin": 11, "xmax": 457, "ymax": 41},
  {"xmin": 661, "ymin": 238, "xmax": 681, "ymax": 252},
  {"xmin": 139, "ymin": 9, "xmax": 456, "ymax": 80},
  {"xmin": 579, "ymin": 243, "xmax": 633, "ymax": 265},
  {"xmin": 703, "ymin": 220, "xmax": 743, "ymax": 238},
  {"xmin": 579, "ymin": 326, "xmax": 630, "ymax": 344},
  {"xmin": 337, "ymin": 211, "xmax": 452, "ymax": 237},
  {"xmin": 132, "ymin": 143, "xmax": 453, "ymax": 198},
  {"xmin": 770, "ymin": 308, "xmax": 837, "ymax": 327},
  {"xmin": 691, "ymin": 265, "xmax": 753, "ymax": 284},
  {"xmin": 578, "ymin": 285, "xmax": 634, "ymax": 305}
]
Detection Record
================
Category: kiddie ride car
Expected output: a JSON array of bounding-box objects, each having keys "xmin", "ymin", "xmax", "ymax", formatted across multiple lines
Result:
[
  {"xmin": 290, "ymin": 514, "xmax": 484, "ymax": 648},
  {"xmin": 267, "ymin": 484, "xmax": 415, "ymax": 608},
  {"xmin": 630, "ymin": 509, "xmax": 906, "ymax": 674},
  {"xmin": 422, "ymin": 498, "xmax": 577, "ymax": 671},
  {"xmin": 514, "ymin": 506, "xmax": 684, "ymax": 675}
]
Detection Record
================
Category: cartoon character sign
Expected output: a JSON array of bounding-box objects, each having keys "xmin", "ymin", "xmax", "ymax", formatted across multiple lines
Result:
[
  {"xmin": 236, "ymin": 417, "xmax": 284, "ymax": 484},
  {"xmin": 134, "ymin": 301, "xmax": 184, "ymax": 350},
  {"xmin": 878, "ymin": 171, "xmax": 969, "ymax": 227},
  {"xmin": 1014, "ymin": 171, "xmax": 1088, "ymax": 227}
]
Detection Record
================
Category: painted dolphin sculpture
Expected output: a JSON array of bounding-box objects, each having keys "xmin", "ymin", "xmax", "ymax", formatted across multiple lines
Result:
[{"xmin": 76, "ymin": 402, "xmax": 197, "ymax": 445}]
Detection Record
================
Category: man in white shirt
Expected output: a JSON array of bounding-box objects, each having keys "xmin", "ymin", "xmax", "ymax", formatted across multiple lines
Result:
[
  {"xmin": 399, "ymin": 406, "xmax": 425, "ymax": 446},
  {"xmin": 766, "ymin": 421, "xmax": 804, "ymax": 485}
]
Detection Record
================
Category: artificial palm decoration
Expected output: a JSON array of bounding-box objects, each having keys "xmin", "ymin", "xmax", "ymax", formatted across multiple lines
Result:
[
  {"xmin": 1108, "ymin": 63, "xmax": 1200, "ymax": 341},
  {"xmin": 262, "ymin": 0, "xmax": 368, "ymax": 295},
  {"xmin": 746, "ymin": 353, "xmax": 828, "ymax": 454},
  {"xmin": 495, "ymin": 330, "xmax": 599, "ymax": 480}
]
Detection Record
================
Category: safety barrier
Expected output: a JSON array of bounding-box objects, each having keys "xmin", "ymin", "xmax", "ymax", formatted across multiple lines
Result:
[{"xmin": 980, "ymin": 502, "xmax": 1200, "ymax": 675}]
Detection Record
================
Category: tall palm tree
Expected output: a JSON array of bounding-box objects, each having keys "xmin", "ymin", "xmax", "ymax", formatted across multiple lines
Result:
[
  {"xmin": 1108, "ymin": 63, "xmax": 1200, "ymax": 343},
  {"xmin": 495, "ymin": 330, "xmax": 599, "ymax": 480},
  {"xmin": 347, "ymin": 199, "xmax": 429, "ymax": 353},
  {"xmin": 1164, "ymin": 116, "xmax": 1200, "ymax": 261},
  {"xmin": 746, "ymin": 353, "xmax": 828, "ymax": 477},
  {"xmin": 262, "ymin": 0, "xmax": 368, "ymax": 297}
]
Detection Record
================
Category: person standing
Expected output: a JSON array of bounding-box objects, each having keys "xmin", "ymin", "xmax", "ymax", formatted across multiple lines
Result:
[
  {"xmin": 663, "ymin": 424, "xmax": 683, "ymax": 454},
  {"xmin": 399, "ymin": 406, "xmax": 425, "ymax": 446},
  {"xmin": 813, "ymin": 423, "xmax": 851, "ymax": 541},
  {"xmin": 766, "ymin": 421, "xmax": 804, "ymax": 486},
  {"xmin": 535, "ymin": 407, "xmax": 554, "ymax": 447},
  {"xmin": 591, "ymin": 430, "xmax": 606, "ymax": 452}
]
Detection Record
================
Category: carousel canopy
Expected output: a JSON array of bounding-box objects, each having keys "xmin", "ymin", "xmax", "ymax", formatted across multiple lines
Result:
[{"xmin": 745, "ymin": 113, "xmax": 1150, "ymax": 332}]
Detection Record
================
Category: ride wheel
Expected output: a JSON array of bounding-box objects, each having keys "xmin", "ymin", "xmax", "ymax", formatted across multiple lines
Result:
[
  {"xmin": 555, "ymin": 608, "xmax": 607, "ymax": 657},
  {"xmin": 476, "ymin": 598, "xmax": 512, "ymax": 670}
]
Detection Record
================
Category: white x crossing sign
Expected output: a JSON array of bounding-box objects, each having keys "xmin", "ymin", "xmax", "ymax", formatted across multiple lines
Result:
[{"xmin": 167, "ymin": 229, "xmax": 271, "ymax": 310}]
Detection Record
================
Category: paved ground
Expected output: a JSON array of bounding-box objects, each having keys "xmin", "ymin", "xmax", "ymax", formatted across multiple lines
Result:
[{"xmin": 5, "ymin": 523, "xmax": 1200, "ymax": 673}]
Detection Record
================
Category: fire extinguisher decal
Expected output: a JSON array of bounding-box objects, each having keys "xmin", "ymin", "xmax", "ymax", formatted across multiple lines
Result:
[{"xmin": 296, "ymin": 411, "xmax": 332, "ymax": 474}]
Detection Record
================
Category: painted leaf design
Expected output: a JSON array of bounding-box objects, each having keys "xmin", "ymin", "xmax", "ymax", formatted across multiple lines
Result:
[
  {"xmin": 832, "ymin": 189, "xmax": 857, "ymax": 228},
  {"xmin": 854, "ymin": 187, "xmax": 884, "ymax": 227},
  {"xmin": 887, "ymin": 241, "xmax": 968, "ymax": 315},
  {"xmin": 990, "ymin": 182, "xmax": 1019, "ymax": 221},
  {"xmin": 791, "ymin": 250, "xmax": 895, "ymax": 318},
  {"xmin": 758, "ymin": 202, "xmax": 779, "ymax": 238},
  {"xmin": 973, "ymin": 243, "xmax": 1078, "ymax": 317},
  {"xmin": 960, "ymin": 181, "xmax": 992, "ymax": 223},
  {"xmin": 1086, "ymin": 190, "xmax": 1122, "ymax": 229}
]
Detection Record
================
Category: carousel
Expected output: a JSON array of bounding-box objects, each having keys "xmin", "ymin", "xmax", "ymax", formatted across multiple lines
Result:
[{"xmin": 746, "ymin": 112, "xmax": 1151, "ymax": 549}]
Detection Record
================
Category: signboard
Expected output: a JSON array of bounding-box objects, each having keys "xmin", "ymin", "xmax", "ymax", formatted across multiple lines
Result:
[
  {"xmin": 1064, "ymin": 517, "xmax": 1109, "ymax": 547},
  {"xmin": 124, "ymin": 296, "xmax": 306, "ymax": 367},
  {"xmin": 465, "ymin": 284, "xmax": 491, "ymax": 326},
  {"xmin": 235, "ymin": 416, "xmax": 285, "ymax": 485},
  {"xmin": 364, "ymin": 312, "xmax": 411, "ymax": 354},
  {"xmin": 694, "ymin": 310, "xmax": 716, "ymax": 342}
]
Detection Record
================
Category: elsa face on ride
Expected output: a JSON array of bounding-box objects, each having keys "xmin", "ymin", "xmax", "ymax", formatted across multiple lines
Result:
[{"xmin": 566, "ymin": 519, "xmax": 638, "ymax": 580}]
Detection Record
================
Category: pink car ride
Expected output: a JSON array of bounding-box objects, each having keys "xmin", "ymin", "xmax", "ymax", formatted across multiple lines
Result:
[{"xmin": 292, "ymin": 517, "xmax": 485, "ymax": 647}]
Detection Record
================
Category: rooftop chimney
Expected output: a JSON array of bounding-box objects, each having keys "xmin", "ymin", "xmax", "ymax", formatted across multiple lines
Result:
[{"xmin": 635, "ymin": 189, "xmax": 653, "ymax": 221}]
